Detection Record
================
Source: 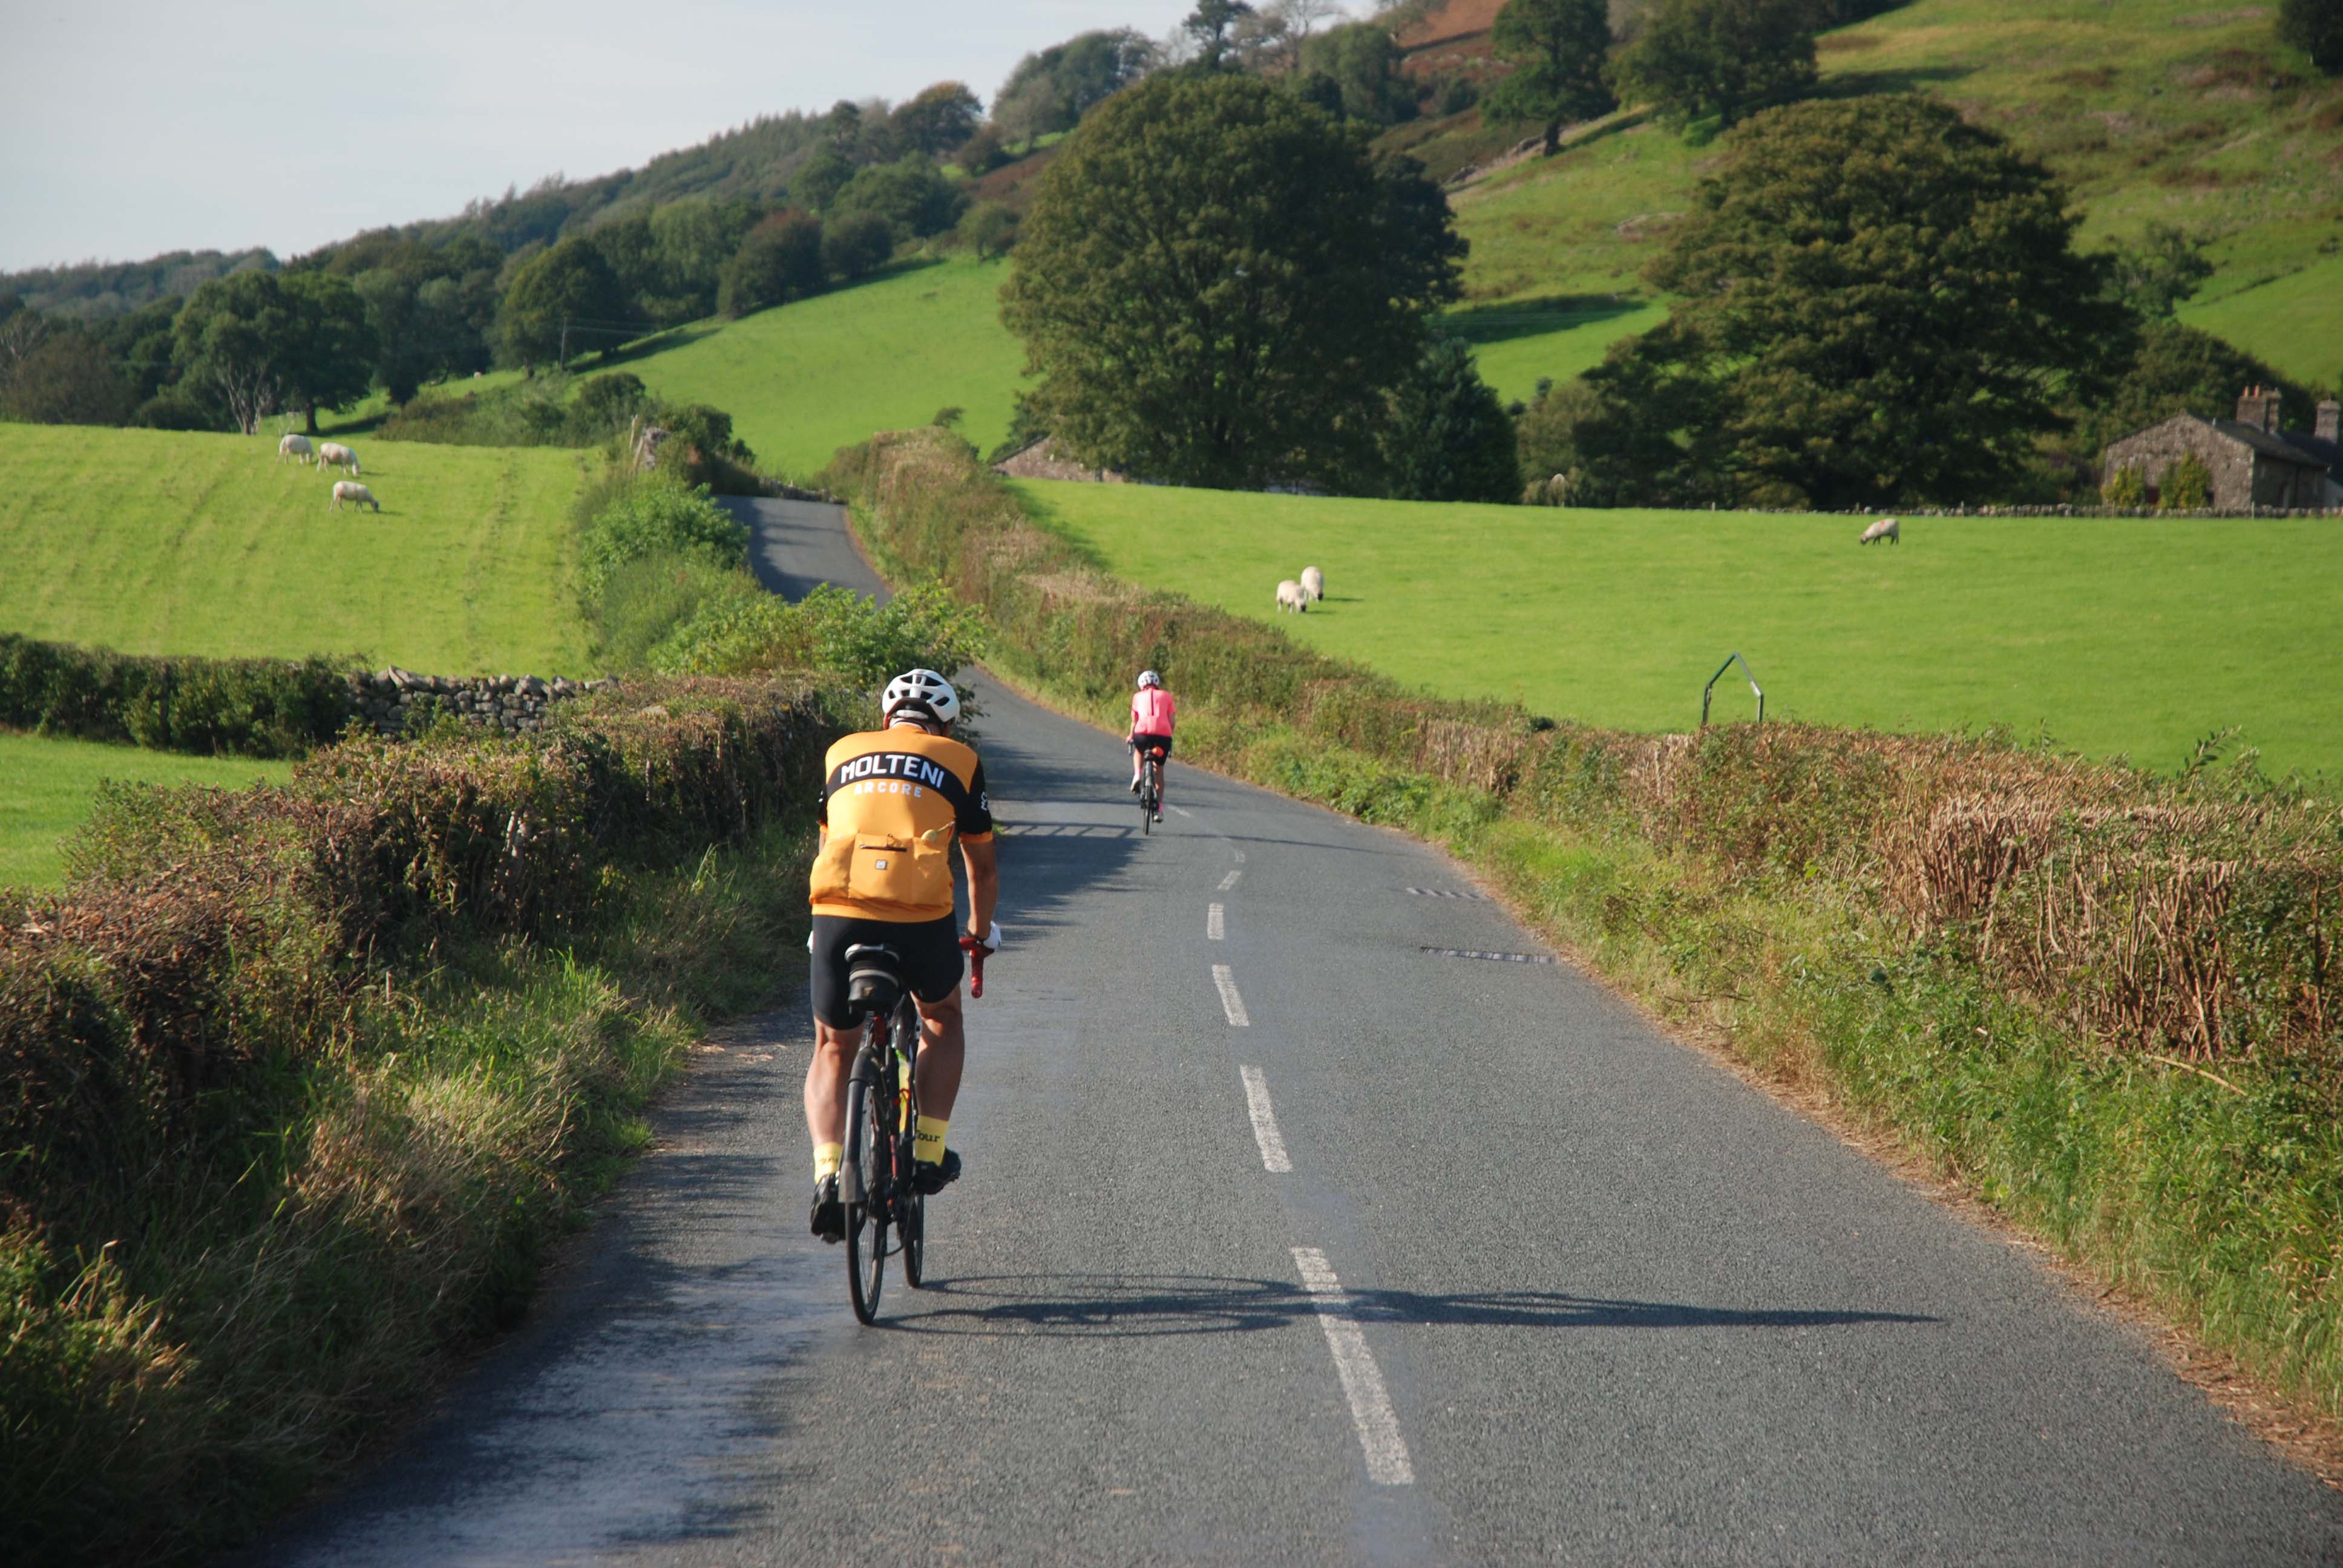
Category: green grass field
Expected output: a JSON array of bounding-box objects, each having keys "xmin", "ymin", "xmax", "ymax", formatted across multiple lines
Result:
[
  {"xmin": 0, "ymin": 425, "xmax": 589, "ymax": 672},
  {"xmin": 605, "ymin": 256, "xmax": 1028, "ymax": 479},
  {"xmin": 0, "ymin": 733, "xmax": 291, "ymax": 887},
  {"xmin": 1014, "ymin": 479, "xmax": 2343, "ymax": 783}
]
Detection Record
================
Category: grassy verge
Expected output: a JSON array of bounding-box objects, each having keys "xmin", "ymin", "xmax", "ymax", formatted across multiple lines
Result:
[
  {"xmin": 831, "ymin": 426, "xmax": 2343, "ymax": 1456},
  {"xmin": 2, "ymin": 678, "xmax": 857, "ymax": 1563}
]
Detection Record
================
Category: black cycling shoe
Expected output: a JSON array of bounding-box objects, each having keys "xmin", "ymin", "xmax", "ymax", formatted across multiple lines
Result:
[
  {"xmin": 911, "ymin": 1148, "xmax": 962, "ymax": 1195},
  {"xmin": 809, "ymin": 1174, "xmax": 844, "ymax": 1243}
]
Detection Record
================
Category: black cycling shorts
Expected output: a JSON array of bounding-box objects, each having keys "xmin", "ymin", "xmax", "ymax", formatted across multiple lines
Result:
[
  {"xmin": 809, "ymin": 912, "xmax": 964, "ymax": 1028},
  {"xmin": 1130, "ymin": 733, "xmax": 1173, "ymax": 758}
]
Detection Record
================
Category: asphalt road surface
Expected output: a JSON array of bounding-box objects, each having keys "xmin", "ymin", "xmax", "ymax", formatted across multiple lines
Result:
[{"xmin": 244, "ymin": 497, "xmax": 2343, "ymax": 1566}]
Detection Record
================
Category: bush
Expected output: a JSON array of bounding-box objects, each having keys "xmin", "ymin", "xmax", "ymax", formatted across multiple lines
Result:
[
  {"xmin": 830, "ymin": 156, "xmax": 966, "ymax": 239},
  {"xmin": 575, "ymin": 474, "xmax": 749, "ymax": 600},
  {"xmin": 2160, "ymin": 452, "xmax": 2214, "ymax": 509},
  {"xmin": 0, "ymin": 634, "xmax": 353, "ymax": 757},
  {"xmin": 957, "ymin": 201, "xmax": 1020, "ymax": 261},
  {"xmin": 2281, "ymin": 0, "xmax": 2343, "ymax": 74},
  {"xmin": 649, "ymin": 580, "xmax": 986, "ymax": 684},
  {"xmin": 591, "ymin": 551, "xmax": 765, "ymax": 671},
  {"xmin": 569, "ymin": 371, "xmax": 652, "ymax": 442},
  {"xmin": 2100, "ymin": 464, "xmax": 2148, "ymax": 507},
  {"xmin": 821, "ymin": 211, "xmax": 896, "ymax": 281},
  {"xmin": 378, "ymin": 377, "xmax": 576, "ymax": 446}
]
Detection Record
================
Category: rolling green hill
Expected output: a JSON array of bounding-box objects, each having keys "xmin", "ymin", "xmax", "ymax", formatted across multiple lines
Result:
[
  {"xmin": 0, "ymin": 425, "xmax": 589, "ymax": 672},
  {"xmin": 1012, "ymin": 477, "xmax": 2343, "ymax": 783},
  {"xmin": 1421, "ymin": 0, "xmax": 2343, "ymax": 394}
]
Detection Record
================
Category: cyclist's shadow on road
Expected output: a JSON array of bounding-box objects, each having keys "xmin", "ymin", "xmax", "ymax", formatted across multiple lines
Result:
[{"xmin": 875, "ymin": 1273, "xmax": 1938, "ymax": 1339}]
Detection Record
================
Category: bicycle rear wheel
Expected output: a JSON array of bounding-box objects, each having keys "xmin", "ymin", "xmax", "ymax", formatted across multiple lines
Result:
[
  {"xmin": 844, "ymin": 1050, "xmax": 890, "ymax": 1324},
  {"xmin": 896, "ymin": 996, "xmax": 927, "ymax": 1289}
]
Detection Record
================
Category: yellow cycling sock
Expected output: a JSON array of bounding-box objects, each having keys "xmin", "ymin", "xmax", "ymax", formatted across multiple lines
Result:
[
  {"xmin": 814, "ymin": 1142, "xmax": 842, "ymax": 1183},
  {"xmin": 914, "ymin": 1115, "xmax": 948, "ymax": 1166}
]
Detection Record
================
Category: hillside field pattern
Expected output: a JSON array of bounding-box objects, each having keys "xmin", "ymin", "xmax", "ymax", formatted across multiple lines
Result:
[{"xmin": 1014, "ymin": 480, "xmax": 2343, "ymax": 783}]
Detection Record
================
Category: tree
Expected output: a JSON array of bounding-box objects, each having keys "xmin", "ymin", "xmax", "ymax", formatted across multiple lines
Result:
[
  {"xmin": 279, "ymin": 270, "xmax": 378, "ymax": 431},
  {"xmin": 2068, "ymin": 319, "xmax": 2311, "ymax": 461},
  {"xmin": 1296, "ymin": 22, "xmax": 1420, "ymax": 125},
  {"xmin": 958, "ymin": 201, "xmax": 1021, "ymax": 261},
  {"xmin": 994, "ymin": 28, "xmax": 1155, "ymax": 143},
  {"xmin": 497, "ymin": 239, "xmax": 630, "ymax": 370},
  {"xmin": 1378, "ymin": 339, "xmax": 1521, "ymax": 501},
  {"xmin": 1579, "ymin": 96, "xmax": 2127, "ymax": 509},
  {"xmin": 172, "ymin": 270, "xmax": 298, "ymax": 433},
  {"xmin": 1001, "ymin": 73, "xmax": 1466, "ymax": 490},
  {"xmin": 1182, "ymin": 1, "xmax": 1257, "ymax": 72},
  {"xmin": 1484, "ymin": 0, "xmax": 1619, "ymax": 155},
  {"xmin": 2280, "ymin": 0, "xmax": 2343, "ymax": 74},
  {"xmin": 957, "ymin": 125, "xmax": 1008, "ymax": 176},
  {"xmin": 822, "ymin": 211, "xmax": 896, "ymax": 281},
  {"xmin": 794, "ymin": 146, "xmax": 857, "ymax": 212},
  {"xmin": 1615, "ymin": 0, "xmax": 1819, "ymax": 128},
  {"xmin": 648, "ymin": 199, "xmax": 758, "ymax": 319},
  {"xmin": 2107, "ymin": 223, "xmax": 2215, "ymax": 320},
  {"xmin": 831, "ymin": 157, "xmax": 966, "ymax": 239},
  {"xmin": 0, "ymin": 332, "xmax": 132, "ymax": 425},
  {"xmin": 893, "ymin": 82, "xmax": 984, "ymax": 157},
  {"xmin": 718, "ymin": 213, "xmax": 827, "ymax": 316}
]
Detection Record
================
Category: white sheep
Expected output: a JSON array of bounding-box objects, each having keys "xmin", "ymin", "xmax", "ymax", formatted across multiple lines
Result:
[
  {"xmin": 330, "ymin": 480, "xmax": 380, "ymax": 513},
  {"xmin": 318, "ymin": 441, "xmax": 360, "ymax": 475},
  {"xmin": 1275, "ymin": 579, "xmax": 1308, "ymax": 613},
  {"xmin": 1858, "ymin": 516, "xmax": 1900, "ymax": 546},
  {"xmin": 278, "ymin": 433, "xmax": 315, "ymax": 464},
  {"xmin": 1299, "ymin": 565, "xmax": 1324, "ymax": 602}
]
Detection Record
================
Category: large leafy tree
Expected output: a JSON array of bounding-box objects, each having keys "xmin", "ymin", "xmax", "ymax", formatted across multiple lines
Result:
[
  {"xmin": 832, "ymin": 157, "xmax": 966, "ymax": 239},
  {"xmin": 0, "ymin": 331, "xmax": 132, "ymax": 426},
  {"xmin": 1615, "ymin": 0, "xmax": 1819, "ymax": 128},
  {"xmin": 1001, "ymin": 73, "xmax": 1464, "ymax": 490},
  {"xmin": 278, "ymin": 270, "xmax": 378, "ymax": 431},
  {"xmin": 1182, "ymin": 1, "xmax": 1257, "ymax": 72},
  {"xmin": 994, "ymin": 28, "xmax": 1155, "ymax": 143},
  {"xmin": 1484, "ymin": 0, "xmax": 1618, "ymax": 155},
  {"xmin": 1294, "ymin": 21, "xmax": 1418, "ymax": 125},
  {"xmin": 718, "ymin": 213, "xmax": 827, "ymax": 316},
  {"xmin": 497, "ymin": 239, "xmax": 631, "ymax": 370},
  {"xmin": 171, "ymin": 270, "xmax": 299, "ymax": 433},
  {"xmin": 1571, "ymin": 95, "xmax": 2127, "ymax": 509},
  {"xmin": 893, "ymin": 82, "xmax": 984, "ymax": 157}
]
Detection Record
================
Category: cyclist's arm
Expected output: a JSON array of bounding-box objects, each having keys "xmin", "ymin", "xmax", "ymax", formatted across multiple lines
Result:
[{"xmin": 961, "ymin": 837, "xmax": 998, "ymax": 941}]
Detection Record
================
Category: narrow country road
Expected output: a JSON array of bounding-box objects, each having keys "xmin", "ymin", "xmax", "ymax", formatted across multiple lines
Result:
[{"xmin": 243, "ymin": 496, "xmax": 2343, "ymax": 1566}]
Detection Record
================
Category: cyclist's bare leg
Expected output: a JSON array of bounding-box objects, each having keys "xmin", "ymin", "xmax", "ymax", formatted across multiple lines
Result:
[
  {"xmin": 804, "ymin": 1018, "xmax": 859, "ymax": 1150},
  {"xmin": 911, "ymin": 988, "xmax": 966, "ymax": 1120}
]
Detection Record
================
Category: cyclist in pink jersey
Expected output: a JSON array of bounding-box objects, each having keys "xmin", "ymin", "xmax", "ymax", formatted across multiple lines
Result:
[{"xmin": 1127, "ymin": 669, "xmax": 1175, "ymax": 819}]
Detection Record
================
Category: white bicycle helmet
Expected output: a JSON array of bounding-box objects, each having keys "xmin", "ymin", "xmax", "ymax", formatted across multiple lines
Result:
[
  {"xmin": 882, "ymin": 668, "xmax": 960, "ymax": 725},
  {"xmin": 1136, "ymin": 669, "xmax": 1162, "ymax": 689}
]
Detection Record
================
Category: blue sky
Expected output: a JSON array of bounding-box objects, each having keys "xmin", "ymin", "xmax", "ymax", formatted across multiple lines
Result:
[{"xmin": 1, "ymin": 1, "xmax": 1199, "ymax": 272}]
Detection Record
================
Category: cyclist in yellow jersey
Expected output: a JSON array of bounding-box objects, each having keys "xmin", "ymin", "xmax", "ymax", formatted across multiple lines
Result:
[{"xmin": 805, "ymin": 668, "xmax": 1000, "ymax": 1243}]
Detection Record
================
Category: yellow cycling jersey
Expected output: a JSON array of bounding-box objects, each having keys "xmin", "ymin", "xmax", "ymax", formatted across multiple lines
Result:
[{"xmin": 809, "ymin": 727, "xmax": 993, "ymax": 923}]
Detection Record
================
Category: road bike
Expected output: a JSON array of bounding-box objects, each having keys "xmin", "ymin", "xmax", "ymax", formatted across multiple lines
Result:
[
  {"xmin": 1137, "ymin": 742, "xmax": 1165, "ymax": 834},
  {"xmin": 838, "ymin": 939, "xmax": 986, "ymax": 1324}
]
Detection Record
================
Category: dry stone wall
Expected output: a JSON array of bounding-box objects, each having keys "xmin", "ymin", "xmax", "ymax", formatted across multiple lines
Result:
[{"xmin": 348, "ymin": 668, "xmax": 615, "ymax": 737}]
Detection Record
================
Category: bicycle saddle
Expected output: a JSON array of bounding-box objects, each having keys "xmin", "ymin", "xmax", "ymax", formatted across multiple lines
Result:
[{"xmin": 842, "ymin": 943, "xmax": 907, "ymax": 1016}]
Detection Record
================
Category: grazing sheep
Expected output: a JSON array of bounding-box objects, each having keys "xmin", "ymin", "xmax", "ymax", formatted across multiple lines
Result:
[
  {"xmin": 278, "ymin": 433, "xmax": 315, "ymax": 464},
  {"xmin": 330, "ymin": 480, "xmax": 379, "ymax": 513},
  {"xmin": 1275, "ymin": 579, "xmax": 1308, "ymax": 613},
  {"xmin": 318, "ymin": 441, "xmax": 359, "ymax": 474},
  {"xmin": 1299, "ymin": 565, "xmax": 1324, "ymax": 602},
  {"xmin": 1858, "ymin": 515, "xmax": 1900, "ymax": 546}
]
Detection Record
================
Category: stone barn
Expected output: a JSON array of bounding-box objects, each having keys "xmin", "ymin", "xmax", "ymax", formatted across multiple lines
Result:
[
  {"xmin": 2102, "ymin": 387, "xmax": 2342, "ymax": 510},
  {"xmin": 992, "ymin": 437, "xmax": 1126, "ymax": 484}
]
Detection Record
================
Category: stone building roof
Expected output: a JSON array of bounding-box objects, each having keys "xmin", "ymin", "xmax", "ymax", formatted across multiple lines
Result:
[{"xmin": 2207, "ymin": 417, "xmax": 2332, "ymax": 469}]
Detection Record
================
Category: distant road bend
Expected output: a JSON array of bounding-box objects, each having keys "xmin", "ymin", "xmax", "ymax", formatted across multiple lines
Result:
[{"xmin": 246, "ymin": 495, "xmax": 2343, "ymax": 1566}]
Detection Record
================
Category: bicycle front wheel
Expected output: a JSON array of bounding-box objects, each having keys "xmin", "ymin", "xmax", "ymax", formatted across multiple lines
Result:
[{"xmin": 844, "ymin": 1062, "xmax": 889, "ymax": 1323}]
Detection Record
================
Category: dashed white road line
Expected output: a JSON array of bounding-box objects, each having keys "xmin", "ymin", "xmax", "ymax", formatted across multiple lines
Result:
[
  {"xmin": 1234, "ymin": 849, "xmax": 1246, "ymax": 863},
  {"xmin": 1208, "ymin": 902, "xmax": 1225, "ymax": 940},
  {"xmin": 1211, "ymin": 963, "xmax": 1250, "ymax": 1027},
  {"xmin": 1218, "ymin": 869, "xmax": 1242, "ymax": 892},
  {"xmin": 1238, "ymin": 1065, "xmax": 1291, "ymax": 1172},
  {"xmin": 1291, "ymin": 1247, "xmax": 1414, "ymax": 1486},
  {"xmin": 1169, "ymin": 805, "xmax": 1193, "ymax": 818}
]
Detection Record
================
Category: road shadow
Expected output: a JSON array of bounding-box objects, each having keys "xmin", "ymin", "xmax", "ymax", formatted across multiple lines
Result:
[{"xmin": 879, "ymin": 1272, "xmax": 1938, "ymax": 1340}]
